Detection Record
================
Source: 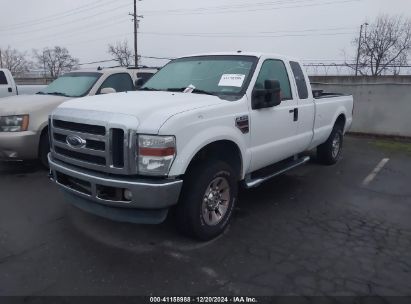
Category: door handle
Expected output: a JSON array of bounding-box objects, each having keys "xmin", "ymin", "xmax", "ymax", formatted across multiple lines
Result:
[{"xmin": 289, "ymin": 108, "xmax": 298, "ymax": 121}]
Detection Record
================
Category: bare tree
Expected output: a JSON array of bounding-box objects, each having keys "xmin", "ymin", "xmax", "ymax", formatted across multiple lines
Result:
[
  {"xmin": 0, "ymin": 46, "xmax": 32, "ymax": 76},
  {"xmin": 348, "ymin": 15, "xmax": 411, "ymax": 76},
  {"xmin": 34, "ymin": 46, "xmax": 79, "ymax": 78},
  {"xmin": 107, "ymin": 40, "xmax": 134, "ymax": 67}
]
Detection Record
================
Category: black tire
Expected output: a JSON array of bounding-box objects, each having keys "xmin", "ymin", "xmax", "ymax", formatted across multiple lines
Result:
[
  {"xmin": 176, "ymin": 159, "xmax": 238, "ymax": 241},
  {"xmin": 317, "ymin": 124, "xmax": 344, "ymax": 165},
  {"xmin": 39, "ymin": 131, "xmax": 50, "ymax": 168}
]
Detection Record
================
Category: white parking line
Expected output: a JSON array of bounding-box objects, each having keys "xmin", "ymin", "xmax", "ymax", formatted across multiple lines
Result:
[{"xmin": 362, "ymin": 158, "xmax": 390, "ymax": 186}]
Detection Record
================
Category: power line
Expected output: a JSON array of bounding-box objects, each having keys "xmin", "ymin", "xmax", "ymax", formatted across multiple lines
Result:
[
  {"xmin": 142, "ymin": 0, "xmax": 362, "ymax": 16},
  {"xmin": 3, "ymin": 0, "xmax": 361, "ymax": 46},
  {"xmin": 141, "ymin": 0, "xmax": 315, "ymax": 14},
  {"xmin": 78, "ymin": 58, "xmax": 411, "ymax": 69},
  {"xmin": 137, "ymin": 31, "xmax": 356, "ymax": 38},
  {"xmin": 142, "ymin": 55, "xmax": 174, "ymax": 60},
  {"xmin": 11, "ymin": 17, "xmax": 129, "ymax": 46},
  {"xmin": 1, "ymin": 3, "xmax": 131, "ymax": 35},
  {"xmin": 11, "ymin": 25, "xmax": 357, "ymax": 48},
  {"xmin": 1, "ymin": 0, "xmax": 127, "ymax": 31},
  {"xmin": 78, "ymin": 55, "xmax": 173, "ymax": 66},
  {"xmin": 78, "ymin": 59, "xmax": 118, "ymax": 66},
  {"xmin": 303, "ymin": 63, "xmax": 411, "ymax": 67},
  {"xmin": 139, "ymin": 27, "xmax": 356, "ymax": 36},
  {"xmin": 3, "ymin": 0, "xmax": 361, "ymax": 35},
  {"xmin": 3, "ymin": 0, "xmax": 302, "ymax": 33}
]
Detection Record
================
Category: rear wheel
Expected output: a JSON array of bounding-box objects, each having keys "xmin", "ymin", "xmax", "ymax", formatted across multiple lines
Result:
[
  {"xmin": 39, "ymin": 131, "xmax": 50, "ymax": 168},
  {"xmin": 176, "ymin": 159, "xmax": 238, "ymax": 241},
  {"xmin": 317, "ymin": 124, "xmax": 344, "ymax": 165}
]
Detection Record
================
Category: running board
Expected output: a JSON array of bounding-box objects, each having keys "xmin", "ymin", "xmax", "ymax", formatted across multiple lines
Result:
[{"xmin": 244, "ymin": 156, "xmax": 310, "ymax": 188}]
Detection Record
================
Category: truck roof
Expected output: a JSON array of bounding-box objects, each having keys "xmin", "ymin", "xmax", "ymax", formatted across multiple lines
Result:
[
  {"xmin": 68, "ymin": 67, "xmax": 158, "ymax": 75},
  {"xmin": 70, "ymin": 67, "xmax": 132, "ymax": 74},
  {"xmin": 179, "ymin": 51, "xmax": 300, "ymax": 63}
]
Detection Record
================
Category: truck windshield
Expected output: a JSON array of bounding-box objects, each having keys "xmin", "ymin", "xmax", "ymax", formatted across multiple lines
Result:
[
  {"xmin": 142, "ymin": 55, "xmax": 258, "ymax": 97},
  {"xmin": 38, "ymin": 72, "xmax": 102, "ymax": 97}
]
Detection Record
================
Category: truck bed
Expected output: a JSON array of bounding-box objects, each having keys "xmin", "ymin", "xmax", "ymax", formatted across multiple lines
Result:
[{"xmin": 312, "ymin": 89, "xmax": 348, "ymax": 99}]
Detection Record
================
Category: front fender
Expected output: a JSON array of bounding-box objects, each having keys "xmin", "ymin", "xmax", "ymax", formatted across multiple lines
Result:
[{"xmin": 168, "ymin": 126, "xmax": 250, "ymax": 179}]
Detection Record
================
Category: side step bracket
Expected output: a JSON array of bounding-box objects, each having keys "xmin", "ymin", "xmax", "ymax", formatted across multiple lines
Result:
[{"xmin": 244, "ymin": 156, "xmax": 310, "ymax": 189}]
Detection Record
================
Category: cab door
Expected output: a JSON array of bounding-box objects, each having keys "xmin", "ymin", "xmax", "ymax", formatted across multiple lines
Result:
[{"xmin": 249, "ymin": 59, "xmax": 299, "ymax": 172}]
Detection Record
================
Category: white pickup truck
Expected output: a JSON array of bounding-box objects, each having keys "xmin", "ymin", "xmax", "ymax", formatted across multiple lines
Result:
[
  {"xmin": 0, "ymin": 69, "xmax": 18, "ymax": 98},
  {"xmin": 0, "ymin": 68, "xmax": 46, "ymax": 98},
  {"xmin": 48, "ymin": 52, "xmax": 353, "ymax": 240},
  {"xmin": 0, "ymin": 67, "xmax": 145, "ymax": 166}
]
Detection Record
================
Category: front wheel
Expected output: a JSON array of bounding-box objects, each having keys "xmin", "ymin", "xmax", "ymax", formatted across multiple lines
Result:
[
  {"xmin": 39, "ymin": 131, "xmax": 50, "ymax": 168},
  {"xmin": 317, "ymin": 124, "xmax": 344, "ymax": 165},
  {"xmin": 176, "ymin": 160, "xmax": 238, "ymax": 241}
]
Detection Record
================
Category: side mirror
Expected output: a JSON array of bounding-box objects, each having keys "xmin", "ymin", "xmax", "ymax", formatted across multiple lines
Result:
[
  {"xmin": 252, "ymin": 80, "xmax": 282, "ymax": 110},
  {"xmin": 100, "ymin": 87, "xmax": 116, "ymax": 94},
  {"xmin": 135, "ymin": 78, "xmax": 145, "ymax": 89}
]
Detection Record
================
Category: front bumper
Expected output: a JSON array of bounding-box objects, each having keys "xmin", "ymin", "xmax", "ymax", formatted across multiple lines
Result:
[
  {"xmin": 48, "ymin": 154, "xmax": 183, "ymax": 210},
  {"xmin": 0, "ymin": 131, "xmax": 39, "ymax": 160}
]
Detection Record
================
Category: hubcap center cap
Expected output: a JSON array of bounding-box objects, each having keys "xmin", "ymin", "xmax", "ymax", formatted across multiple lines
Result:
[{"xmin": 207, "ymin": 190, "xmax": 221, "ymax": 210}]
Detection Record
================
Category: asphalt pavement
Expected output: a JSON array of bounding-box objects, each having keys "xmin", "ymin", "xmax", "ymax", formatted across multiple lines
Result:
[{"xmin": 0, "ymin": 136, "xmax": 410, "ymax": 296}]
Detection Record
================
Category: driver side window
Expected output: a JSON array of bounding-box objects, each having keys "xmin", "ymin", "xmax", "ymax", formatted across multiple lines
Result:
[
  {"xmin": 254, "ymin": 60, "xmax": 292, "ymax": 100},
  {"xmin": 98, "ymin": 73, "xmax": 134, "ymax": 94}
]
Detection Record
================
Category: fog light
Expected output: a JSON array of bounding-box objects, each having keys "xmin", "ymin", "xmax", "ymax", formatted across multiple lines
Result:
[{"xmin": 123, "ymin": 189, "xmax": 133, "ymax": 201}]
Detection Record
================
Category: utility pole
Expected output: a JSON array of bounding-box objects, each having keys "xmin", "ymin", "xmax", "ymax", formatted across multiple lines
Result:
[
  {"xmin": 129, "ymin": 0, "xmax": 143, "ymax": 68},
  {"xmin": 355, "ymin": 22, "xmax": 368, "ymax": 76},
  {"xmin": 133, "ymin": 0, "xmax": 138, "ymax": 68},
  {"xmin": 0, "ymin": 48, "xmax": 3, "ymax": 68}
]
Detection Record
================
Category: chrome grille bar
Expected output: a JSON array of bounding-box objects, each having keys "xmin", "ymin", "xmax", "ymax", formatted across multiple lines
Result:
[{"xmin": 50, "ymin": 113, "xmax": 137, "ymax": 175}]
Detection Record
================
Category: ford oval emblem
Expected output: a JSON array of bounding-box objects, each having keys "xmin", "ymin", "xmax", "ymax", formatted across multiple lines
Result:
[{"xmin": 66, "ymin": 135, "xmax": 86, "ymax": 149}]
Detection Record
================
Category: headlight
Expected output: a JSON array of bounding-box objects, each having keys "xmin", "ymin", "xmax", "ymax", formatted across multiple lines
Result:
[
  {"xmin": 0, "ymin": 115, "xmax": 29, "ymax": 132},
  {"xmin": 138, "ymin": 135, "xmax": 176, "ymax": 176}
]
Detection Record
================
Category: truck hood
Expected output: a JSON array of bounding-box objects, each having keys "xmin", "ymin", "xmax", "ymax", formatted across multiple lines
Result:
[
  {"xmin": 0, "ymin": 94, "xmax": 71, "ymax": 116},
  {"xmin": 57, "ymin": 91, "xmax": 226, "ymax": 133}
]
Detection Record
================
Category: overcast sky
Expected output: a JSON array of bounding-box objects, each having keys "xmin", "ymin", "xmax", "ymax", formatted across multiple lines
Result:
[{"xmin": 1, "ymin": 0, "xmax": 411, "ymax": 69}]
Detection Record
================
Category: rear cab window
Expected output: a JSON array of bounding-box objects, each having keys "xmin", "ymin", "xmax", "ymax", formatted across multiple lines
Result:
[{"xmin": 290, "ymin": 61, "xmax": 309, "ymax": 99}]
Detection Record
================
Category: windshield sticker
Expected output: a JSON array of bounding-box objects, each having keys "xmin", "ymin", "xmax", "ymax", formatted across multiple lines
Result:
[
  {"xmin": 183, "ymin": 84, "xmax": 196, "ymax": 93},
  {"xmin": 218, "ymin": 74, "xmax": 245, "ymax": 87}
]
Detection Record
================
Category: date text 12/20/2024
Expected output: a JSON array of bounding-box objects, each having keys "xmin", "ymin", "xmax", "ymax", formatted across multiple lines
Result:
[{"xmin": 149, "ymin": 297, "xmax": 258, "ymax": 303}]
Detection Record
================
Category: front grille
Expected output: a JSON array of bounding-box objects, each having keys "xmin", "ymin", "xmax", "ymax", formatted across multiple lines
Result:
[
  {"xmin": 50, "ymin": 118, "xmax": 133, "ymax": 174},
  {"xmin": 86, "ymin": 139, "xmax": 105, "ymax": 151},
  {"xmin": 53, "ymin": 133, "xmax": 105, "ymax": 151},
  {"xmin": 55, "ymin": 146, "xmax": 106, "ymax": 165},
  {"xmin": 111, "ymin": 128, "xmax": 124, "ymax": 168},
  {"xmin": 53, "ymin": 119, "xmax": 105, "ymax": 135}
]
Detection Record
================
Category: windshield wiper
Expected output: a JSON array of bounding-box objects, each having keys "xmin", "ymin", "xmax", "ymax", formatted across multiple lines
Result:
[
  {"xmin": 45, "ymin": 92, "xmax": 70, "ymax": 97},
  {"xmin": 139, "ymin": 87, "xmax": 160, "ymax": 91},
  {"xmin": 165, "ymin": 88, "xmax": 215, "ymax": 96},
  {"xmin": 191, "ymin": 88, "xmax": 216, "ymax": 96}
]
